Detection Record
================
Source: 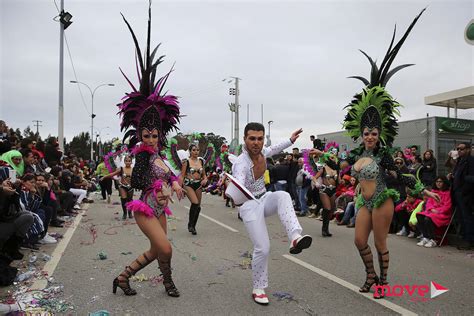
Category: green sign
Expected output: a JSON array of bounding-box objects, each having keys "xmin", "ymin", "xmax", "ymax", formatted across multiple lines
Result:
[
  {"xmin": 465, "ymin": 19, "xmax": 474, "ymax": 45},
  {"xmin": 437, "ymin": 117, "xmax": 474, "ymax": 134}
]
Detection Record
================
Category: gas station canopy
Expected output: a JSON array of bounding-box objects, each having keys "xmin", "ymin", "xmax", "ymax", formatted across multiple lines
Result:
[{"xmin": 425, "ymin": 86, "xmax": 474, "ymax": 118}]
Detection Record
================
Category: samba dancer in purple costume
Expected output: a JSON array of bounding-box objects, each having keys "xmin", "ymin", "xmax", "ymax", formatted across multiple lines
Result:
[{"xmin": 112, "ymin": 3, "xmax": 184, "ymax": 298}]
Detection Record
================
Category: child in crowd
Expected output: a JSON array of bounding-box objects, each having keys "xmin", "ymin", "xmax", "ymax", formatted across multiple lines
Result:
[{"xmin": 395, "ymin": 189, "xmax": 422, "ymax": 238}]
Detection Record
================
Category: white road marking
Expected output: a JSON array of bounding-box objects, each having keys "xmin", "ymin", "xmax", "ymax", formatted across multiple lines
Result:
[
  {"xmin": 182, "ymin": 205, "xmax": 239, "ymax": 233},
  {"xmin": 31, "ymin": 206, "xmax": 87, "ymax": 290},
  {"xmin": 282, "ymin": 255, "xmax": 418, "ymax": 316}
]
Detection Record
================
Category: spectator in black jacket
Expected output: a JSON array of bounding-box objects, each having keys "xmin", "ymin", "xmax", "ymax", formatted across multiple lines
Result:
[
  {"xmin": 450, "ymin": 142, "xmax": 474, "ymax": 250},
  {"xmin": 0, "ymin": 167, "xmax": 33, "ymax": 260},
  {"xmin": 44, "ymin": 137, "xmax": 62, "ymax": 167},
  {"xmin": 420, "ymin": 149, "xmax": 437, "ymax": 187},
  {"xmin": 273, "ymin": 157, "xmax": 289, "ymax": 192}
]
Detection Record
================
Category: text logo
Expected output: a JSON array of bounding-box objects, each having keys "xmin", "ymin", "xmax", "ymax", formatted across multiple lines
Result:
[{"xmin": 373, "ymin": 281, "xmax": 448, "ymax": 301}]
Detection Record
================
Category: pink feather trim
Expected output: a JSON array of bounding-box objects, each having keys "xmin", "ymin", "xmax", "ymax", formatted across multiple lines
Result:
[
  {"xmin": 324, "ymin": 141, "xmax": 339, "ymax": 152},
  {"xmin": 131, "ymin": 143, "xmax": 157, "ymax": 155},
  {"xmin": 104, "ymin": 147, "xmax": 128, "ymax": 173},
  {"xmin": 163, "ymin": 206, "xmax": 173, "ymax": 216},
  {"xmin": 126, "ymin": 200, "xmax": 154, "ymax": 218},
  {"xmin": 302, "ymin": 149, "xmax": 317, "ymax": 177},
  {"xmin": 151, "ymin": 179, "xmax": 164, "ymax": 192}
]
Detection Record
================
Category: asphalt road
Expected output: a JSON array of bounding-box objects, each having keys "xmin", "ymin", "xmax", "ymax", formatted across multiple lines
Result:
[{"xmin": 52, "ymin": 192, "xmax": 474, "ymax": 315}]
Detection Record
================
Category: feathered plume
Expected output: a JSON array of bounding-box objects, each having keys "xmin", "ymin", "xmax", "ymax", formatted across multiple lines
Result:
[
  {"xmin": 343, "ymin": 9, "xmax": 425, "ymax": 147},
  {"xmin": 117, "ymin": 1, "xmax": 180, "ymax": 149},
  {"xmin": 348, "ymin": 9, "xmax": 426, "ymax": 88}
]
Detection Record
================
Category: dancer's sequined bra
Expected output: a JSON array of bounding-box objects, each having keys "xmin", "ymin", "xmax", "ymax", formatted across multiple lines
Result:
[{"xmin": 352, "ymin": 159, "xmax": 398, "ymax": 211}]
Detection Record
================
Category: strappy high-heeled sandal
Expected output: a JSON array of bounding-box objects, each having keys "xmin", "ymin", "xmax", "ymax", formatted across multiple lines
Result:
[
  {"xmin": 159, "ymin": 259, "xmax": 180, "ymax": 297},
  {"xmin": 374, "ymin": 250, "xmax": 390, "ymax": 299},
  {"xmin": 113, "ymin": 253, "xmax": 152, "ymax": 295},
  {"xmin": 113, "ymin": 266, "xmax": 137, "ymax": 296},
  {"xmin": 358, "ymin": 245, "xmax": 378, "ymax": 293}
]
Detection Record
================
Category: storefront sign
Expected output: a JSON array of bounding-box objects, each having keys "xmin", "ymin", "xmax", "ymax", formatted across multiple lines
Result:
[{"xmin": 437, "ymin": 118, "xmax": 474, "ymax": 134}]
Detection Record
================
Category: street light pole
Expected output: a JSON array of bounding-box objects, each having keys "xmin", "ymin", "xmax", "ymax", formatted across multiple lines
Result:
[
  {"xmin": 233, "ymin": 77, "xmax": 240, "ymax": 145},
  {"xmin": 70, "ymin": 81, "xmax": 114, "ymax": 161}
]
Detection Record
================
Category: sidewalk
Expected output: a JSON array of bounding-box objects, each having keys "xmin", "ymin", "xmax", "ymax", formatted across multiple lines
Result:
[{"xmin": 0, "ymin": 202, "xmax": 90, "ymax": 314}]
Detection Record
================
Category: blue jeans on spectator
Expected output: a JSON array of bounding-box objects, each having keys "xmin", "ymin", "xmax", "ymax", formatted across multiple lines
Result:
[
  {"xmin": 341, "ymin": 201, "xmax": 355, "ymax": 225},
  {"xmin": 455, "ymin": 191, "xmax": 474, "ymax": 243},
  {"xmin": 350, "ymin": 204, "xmax": 360, "ymax": 225},
  {"xmin": 296, "ymin": 186, "xmax": 309, "ymax": 215},
  {"xmin": 288, "ymin": 182, "xmax": 299, "ymax": 210}
]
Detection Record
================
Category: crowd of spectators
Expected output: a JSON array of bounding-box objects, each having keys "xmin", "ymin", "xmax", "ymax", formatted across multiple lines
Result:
[{"xmin": 0, "ymin": 120, "xmax": 100, "ymax": 285}]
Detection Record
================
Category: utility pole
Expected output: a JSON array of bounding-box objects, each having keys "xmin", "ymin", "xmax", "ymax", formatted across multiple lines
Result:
[
  {"xmin": 247, "ymin": 104, "xmax": 249, "ymax": 124},
  {"xmin": 231, "ymin": 77, "xmax": 241, "ymax": 145},
  {"xmin": 58, "ymin": 0, "xmax": 65, "ymax": 152},
  {"xmin": 231, "ymin": 111, "xmax": 234, "ymax": 140},
  {"xmin": 56, "ymin": 2, "xmax": 72, "ymax": 152},
  {"xmin": 32, "ymin": 120, "xmax": 43, "ymax": 135}
]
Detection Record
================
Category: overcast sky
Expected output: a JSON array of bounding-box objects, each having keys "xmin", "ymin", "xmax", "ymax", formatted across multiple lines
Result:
[{"xmin": 1, "ymin": 0, "xmax": 473, "ymax": 150}]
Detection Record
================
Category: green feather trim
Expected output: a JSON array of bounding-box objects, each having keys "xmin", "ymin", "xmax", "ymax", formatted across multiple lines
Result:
[
  {"xmin": 401, "ymin": 171, "xmax": 425, "ymax": 197},
  {"xmin": 355, "ymin": 194, "xmax": 365, "ymax": 209},
  {"xmin": 355, "ymin": 188, "xmax": 400, "ymax": 210},
  {"xmin": 163, "ymin": 137, "xmax": 181, "ymax": 170},
  {"xmin": 318, "ymin": 152, "xmax": 336, "ymax": 165}
]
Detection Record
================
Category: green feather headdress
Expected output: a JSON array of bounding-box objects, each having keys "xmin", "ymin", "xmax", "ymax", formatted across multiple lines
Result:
[
  {"xmin": 343, "ymin": 86, "xmax": 400, "ymax": 146},
  {"xmin": 342, "ymin": 9, "xmax": 425, "ymax": 147}
]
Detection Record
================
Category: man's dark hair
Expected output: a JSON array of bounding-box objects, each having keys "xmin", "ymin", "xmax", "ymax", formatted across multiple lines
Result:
[
  {"xmin": 20, "ymin": 148, "xmax": 33, "ymax": 158},
  {"xmin": 310, "ymin": 135, "xmax": 315, "ymax": 139},
  {"xmin": 292, "ymin": 147, "xmax": 299, "ymax": 151},
  {"xmin": 22, "ymin": 173, "xmax": 35, "ymax": 182},
  {"xmin": 244, "ymin": 122, "xmax": 265, "ymax": 137},
  {"xmin": 459, "ymin": 142, "xmax": 471, "ymax": 149},
  {"xmin": 20, "ymin": 138, "xmax": 33, "ymax": 149},
  {"xmin": 50, "ymin": 166, "xmax": 62, "ymax": 177}
]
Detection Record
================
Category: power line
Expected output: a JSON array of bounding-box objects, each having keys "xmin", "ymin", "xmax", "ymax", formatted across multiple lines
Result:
[
  {"xmin": 64, "ymin": 33, "xmax": 91, "ymax": 115},
  {"xmin": 52, "ymin": 0, "xmax": 90, "ymax": 116}
]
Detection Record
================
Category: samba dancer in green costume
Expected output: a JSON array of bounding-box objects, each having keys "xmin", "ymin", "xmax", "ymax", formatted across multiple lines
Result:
[{"xmin": 339, "ymin": 9, "xmax": 439, "ymax": 298}]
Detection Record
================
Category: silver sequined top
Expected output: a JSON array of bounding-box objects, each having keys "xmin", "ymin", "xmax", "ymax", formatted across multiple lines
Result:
[{"xmin": 232, "ymin": 139, "xmax": 293, "ymax": 200}]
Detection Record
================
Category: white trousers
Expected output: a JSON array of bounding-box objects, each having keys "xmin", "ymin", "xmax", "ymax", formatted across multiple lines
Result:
[
  {"xmin": 69, "ymin": 188, "xmax": 87, "ymax": 204},
  {"xmin": 239, "ymin": 191, "xmax": 302, "ymax": 289}
]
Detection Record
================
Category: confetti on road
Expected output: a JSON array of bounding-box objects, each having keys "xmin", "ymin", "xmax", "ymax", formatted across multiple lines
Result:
[{"xmin": 80, "ymin": 224, "xmax": 98, "ymax": 245}]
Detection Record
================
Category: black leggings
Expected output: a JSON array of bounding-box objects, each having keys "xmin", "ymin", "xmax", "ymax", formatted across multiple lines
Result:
[
  {"xmin": 416, "ymin": 213, "xmax": 435, "ymax": 240},
  {"xmin": 99, "ymin": 178, "xmax": 113, "ymax": 199},
  {"xmin": 394, "ymin": 210, "xmax": 410, "ymax": 231}
]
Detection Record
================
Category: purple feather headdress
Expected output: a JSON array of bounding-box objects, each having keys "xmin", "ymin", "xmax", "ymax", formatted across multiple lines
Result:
[{"xmin": 117, "ymin": 2, "xmax": 180, "ymax": 149}]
